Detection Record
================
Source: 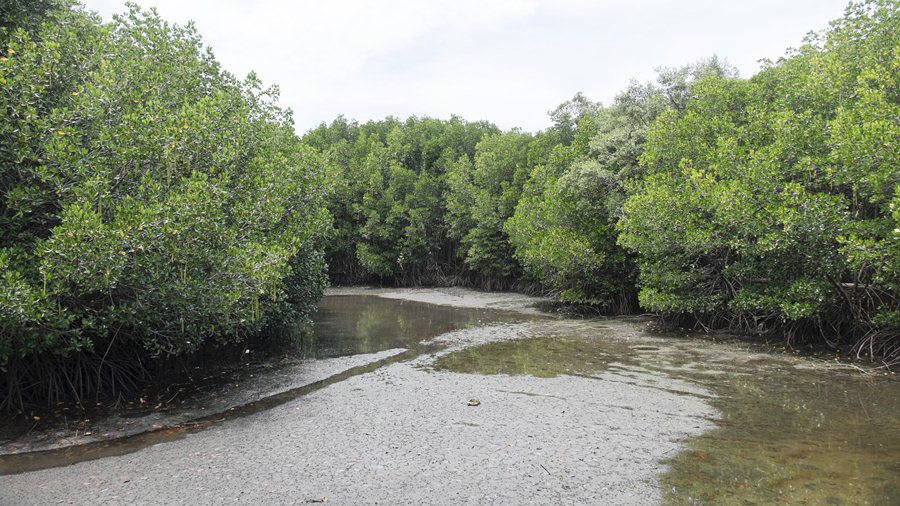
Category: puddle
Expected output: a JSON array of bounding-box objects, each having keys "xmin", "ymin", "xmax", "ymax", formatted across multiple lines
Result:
[
  {"xmin": 433, "ymin": 332, "xmax": 632, "ymax": 378},
  {"xmin": 659, "ymin": 359, "xmax": 900, "ymax": 505},
  {"xmin": 432, "ymin": 322, "xmax": 900, "ymax": 506},
  {"xmin": 303, "ymin": 295, "xmax": 521, "ymax": 357}
]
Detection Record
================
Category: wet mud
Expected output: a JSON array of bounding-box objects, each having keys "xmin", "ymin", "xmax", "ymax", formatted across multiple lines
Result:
[{"xmin": 0, "ymin": 288, "xmax": 896, "ymax": 505}]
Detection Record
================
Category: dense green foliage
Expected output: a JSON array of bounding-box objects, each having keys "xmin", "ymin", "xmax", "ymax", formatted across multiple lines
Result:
[
  {"xmin": 2, "ymin": 0, "xmax": 897, "ymax": 409},
  {"xmin": 303, "ymin": 115, "xmax": 502, "ymax": 285},
  {"xmin": 505, "ymin": 63, "xmax": 733, "ymax": 310},
  {"xmin": 306, "ymin": 1, "xmax": 897, "ymax": 363},
  {"xmin": 303, "ymin": 116, "xmax": 568, "ymax": 289},
  {"xmin": 1, "ymin": 3, "xmax": 328, "ymax": 407},
  {"xmin": 618, "ymin": 0, "xmax": 898, "ymax": 358}
]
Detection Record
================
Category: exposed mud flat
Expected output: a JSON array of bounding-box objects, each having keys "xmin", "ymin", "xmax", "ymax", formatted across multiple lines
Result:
[
  {"xmin": 0, "ymin": 349, "xmax": 405, "ymax": 456},
  {"xmin": 1, "ymin": 289, "xmax": 897, "ymax": 505},
  {"xmin": 0, "ymin": 319, "xmax": 717, "ymax": 505},
  {"xmin": 326, "ymin": 286, "xmax": 554, "ymax": 315}
]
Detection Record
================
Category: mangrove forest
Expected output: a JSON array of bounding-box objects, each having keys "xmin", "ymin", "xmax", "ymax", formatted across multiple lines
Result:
[{"xmin": 1, "ymin": 0, "xmax": 898, "ymax": 412}]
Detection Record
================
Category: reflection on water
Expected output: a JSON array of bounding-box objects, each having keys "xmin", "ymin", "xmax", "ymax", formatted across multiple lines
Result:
[
  {"xmin": 660, "ymin": 360, "xmax": 900, "ymax": 505},
  {"xmin": 0, "ymin": 295, "xmax": 524, "ymax": 474},
  {"xmin": 303, "ymin": 295, "xmax": 519, "ymax": 357},
  {"xmin": 433, "ymin": 332, "xmax": 627, "ymax": 377},
  {"xmin": 434, "ymin": 326, "xmax": 900, "ymax": 506}
]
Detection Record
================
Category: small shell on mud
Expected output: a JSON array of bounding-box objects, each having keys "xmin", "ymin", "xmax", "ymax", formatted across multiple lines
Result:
[{"xmin": 466, "ymin": 399, "xmax": 481, "ymax": 406}]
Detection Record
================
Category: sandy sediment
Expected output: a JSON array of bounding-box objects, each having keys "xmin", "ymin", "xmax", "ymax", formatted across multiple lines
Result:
[
  {"xmin": 0, "ymin": 313, "xmax": 718, "ymax": 505},
  {"xmin": 326, "ymin": 286, "xmax": 554, "ymax": 315}
]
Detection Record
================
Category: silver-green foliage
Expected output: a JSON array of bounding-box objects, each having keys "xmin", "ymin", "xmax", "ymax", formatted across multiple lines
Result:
[
  {"xmin": 618, "ymin": 0, "xmax": 898, "ymax": 348},
  {"xmin": 0, "ymin": 5, "xmax": 329, "ymax": 369}
]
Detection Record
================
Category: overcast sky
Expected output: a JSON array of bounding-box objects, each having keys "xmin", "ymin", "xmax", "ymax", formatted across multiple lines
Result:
[{"xmin": 80, "ymin": 0, "xmax": 850, "ymax": 134}]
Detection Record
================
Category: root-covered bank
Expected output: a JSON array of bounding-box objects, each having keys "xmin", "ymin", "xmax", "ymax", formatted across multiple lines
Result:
[
  {"xmin": 2, "ymin": 1, "xmax": 897, "ymax": 411},
  {"xmin": 305, "ymin": 1, "xmax": 899, "ymax": 365},
  {"xmin": 0, "ymin": 2, "xmax": 329, "ymax": 409}
]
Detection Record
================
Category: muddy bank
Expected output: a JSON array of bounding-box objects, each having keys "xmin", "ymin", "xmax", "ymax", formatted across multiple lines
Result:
[
  {"xmin": 1, "ymin": 289, "xmax": 897, "ymax": 505},
  {"xmin": 0, "ymin": 349, "xmax": 405, "ymax": 456},
  {"xmin": 0, "ymin": 319, "xmax": 717, "ymax": 505},
  {"xmin": 326, "ymin": 286, "xmax": 555, "ymax": 315},
  {"xmin": 1, "ymin": 293, "xmax": 526, "ymax": 456}
]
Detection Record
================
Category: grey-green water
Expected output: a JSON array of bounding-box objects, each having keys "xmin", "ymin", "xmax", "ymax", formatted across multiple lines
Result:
[
  {"xmin": 1, "ymin": 293, "xmax": 897, "ymax": 506},
  {"xmin": 303, "ymin": 294, "xmax": 524, "ymax": 357},
  {"xmin": 0, "ymin": 295, "xmax": 529, "ymax": 472},
  {"xmin": 434, "ymin": 325, "xmax": 900, "ymax": 505}
]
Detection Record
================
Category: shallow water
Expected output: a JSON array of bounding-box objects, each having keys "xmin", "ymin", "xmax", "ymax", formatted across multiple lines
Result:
[
  {"xmin": 659, "ymin": 358, "xmax": 900, "ymax": 505},
  {"xmin": 0, "ymin": 295, "xmax": 528, "ymax": 473},
  {"xmin": 304, "ymin": 294, "xmax": 521, "ymax": 357},
  {"xmin": 2, "ymin": 293, "xmax": 898, "ymax": 506},
  {"xmin": 433, "ymin": 324, "xmax": 900, "ymax": 505}
]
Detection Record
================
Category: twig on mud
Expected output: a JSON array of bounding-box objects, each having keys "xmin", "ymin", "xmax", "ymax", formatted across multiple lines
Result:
[
  {"xmin": 841, "ymin": 362, "xmax": 875, "ymax": 375},
  {"xmin": 540, "ymin": 464, "xmax": 551, "ymax": 475},
  {"xmin": 166, "ymin": 388, "xmax": 183, "ymax": 405}
]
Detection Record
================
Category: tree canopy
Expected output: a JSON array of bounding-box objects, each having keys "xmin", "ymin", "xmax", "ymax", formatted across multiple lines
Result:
[
  {"xmin": 303, "ymin": 1, "xmax": 897, "ymax": 364},
  {"xmin": 619, "ymin": 0, "xmax": 898, "ymax": 357},
  {"xmin": 2, "ymin": 0, "xmax": 897, "ymax": 409},
  {"xmin": 1, "ymin": 3, "xmax": 329, "ymax": 408}
]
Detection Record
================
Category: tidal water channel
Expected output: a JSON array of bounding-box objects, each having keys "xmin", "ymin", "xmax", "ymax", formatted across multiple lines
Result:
[
  {"xmin": 434, "ymin": 327, "xmax": 900, "ymax": 504},
  {"xmin": 0, "ymin": 289, "xmax": 897, "ymax": 505}
]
